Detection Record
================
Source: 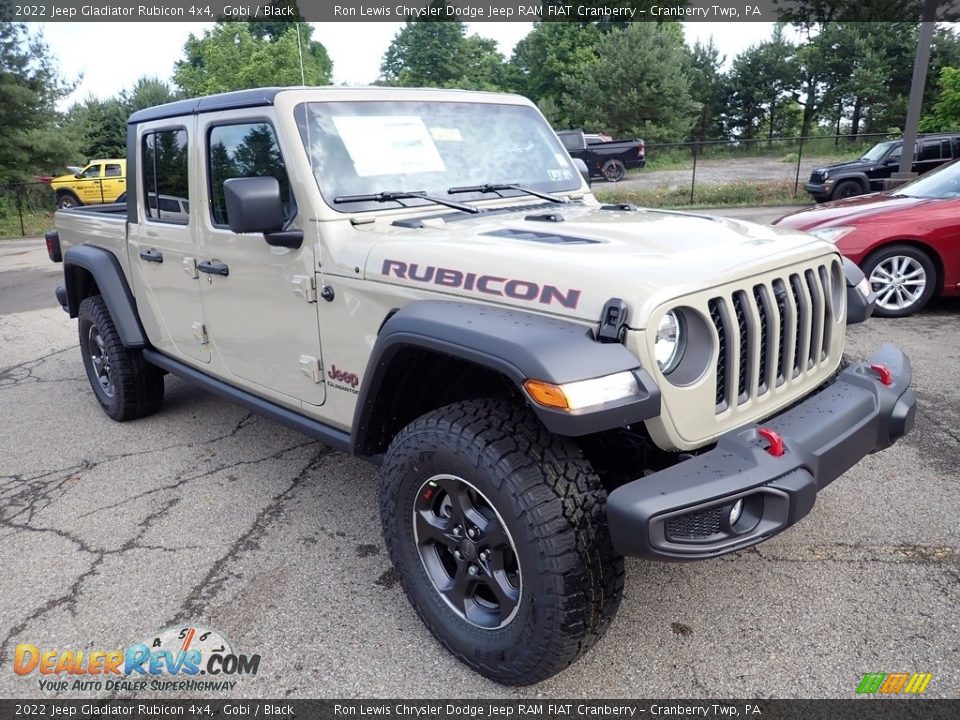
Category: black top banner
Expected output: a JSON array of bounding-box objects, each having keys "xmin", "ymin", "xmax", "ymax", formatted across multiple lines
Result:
[
  {"xmin": 0, "ymin": 700, "xmax": 959, "ymax": 720},
  {"xmin": 1, "ymin": 0, "xmax": 958, "ymax": 23}
]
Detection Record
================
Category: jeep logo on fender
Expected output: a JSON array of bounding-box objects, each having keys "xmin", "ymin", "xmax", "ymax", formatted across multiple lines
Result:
[
  {"xmin": 327, "ymin": 364, "xmax": 359, "ymax": 388},
  {"xmin": 382, "ymin": 260, "xmax": 582, "ymax": 310}
]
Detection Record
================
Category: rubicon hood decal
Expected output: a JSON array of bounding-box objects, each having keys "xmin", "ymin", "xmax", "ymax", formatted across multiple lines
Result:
[{"xmin": 382, "ymin": 259, "xmax": 582, "ymax": 310}]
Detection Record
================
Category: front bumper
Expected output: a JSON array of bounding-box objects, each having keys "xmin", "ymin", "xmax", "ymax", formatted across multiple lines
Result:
[
  {"xmin": 607, "ymin": 344, "xmax": 916, "ymax": 560},
  {"xmin": 804, "ymin": 181, "xmax": 833, "ymax": 201}
]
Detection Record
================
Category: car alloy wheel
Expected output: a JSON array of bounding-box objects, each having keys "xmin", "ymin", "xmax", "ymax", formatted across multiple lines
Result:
[
  {"xmin": 412, "ymin": 473, "xmax": 522, "ymax": 630},
  {"xmin": 869, "ymin": 255, "xmax": 927, "ymax": 312},
  {"xmin": 87, "ymin": 324, "xmax": 114, "ymax": 397}
]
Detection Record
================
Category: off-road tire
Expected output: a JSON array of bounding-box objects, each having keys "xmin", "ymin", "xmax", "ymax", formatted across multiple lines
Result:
[
  {"xmin": 380, "ymin": 399, "xmax": 624, "ymax": 685},
  {"xmin": 78, "ymin": 295, "xmax": 164, "ymax": 421},
  {"xmin": 601, "ymin": 158, "xmax": 627, "ymax": 183},
  {"xmin": 56, "ymin": 191, "xmax": 81, "ymax": 209},
  {"xmin": 862, "ymin": 244, "xmax": 937, "ymax": 318},
  {"xmin": 831, "ymin": 179, "xmax": 863, "ymax": 200}
]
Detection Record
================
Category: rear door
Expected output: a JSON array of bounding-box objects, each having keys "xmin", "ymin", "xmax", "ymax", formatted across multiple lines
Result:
[
  {"xmin": 916, "ymin": 138, "xmax": 943, "ymax": 175},
  {"xmin": 195, "ymin": 114, "xmax": 325, "ymax": 405},
  {"xmin": 129, "ymin": 121, "xmax": 208, "ymax": 363}
]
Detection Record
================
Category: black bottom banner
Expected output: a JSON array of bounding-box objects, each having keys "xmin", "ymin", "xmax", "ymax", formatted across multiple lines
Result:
[{"xmin": 1, "ymin": 700, "xmax": 957, "ymax": 720}]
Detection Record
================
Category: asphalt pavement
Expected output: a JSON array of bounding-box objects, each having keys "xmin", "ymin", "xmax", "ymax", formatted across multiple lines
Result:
[{"xmin": 0, "ymin": 217, "xmax": 957, "ymax": 699}]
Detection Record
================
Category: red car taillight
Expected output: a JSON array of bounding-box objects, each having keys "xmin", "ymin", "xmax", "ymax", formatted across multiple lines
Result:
[{"xmin": 637, "ymin": 141, "xmax": 645, "ymax": 158}]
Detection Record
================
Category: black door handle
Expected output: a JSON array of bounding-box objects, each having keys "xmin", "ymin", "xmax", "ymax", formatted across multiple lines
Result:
[
  {"xmin": 198, "ymin": 260, "xmax": 229, "ymax": 276},
  {"xmin": 139, "ymin": 247, "xmax": 163, "ymax": 263}
]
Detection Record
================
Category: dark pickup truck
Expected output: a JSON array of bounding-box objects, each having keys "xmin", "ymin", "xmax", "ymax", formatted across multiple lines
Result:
[
  {"xmin": 557, "ymin": 129, "xmax": 645, "ymax": 182},
  {"xmin": 805, "ymin": 133, "xmax": 960, "ymax": 202}
]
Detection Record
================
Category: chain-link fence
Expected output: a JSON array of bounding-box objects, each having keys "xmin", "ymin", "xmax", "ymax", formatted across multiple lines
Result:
[
  {"xmin": 595, "ymin": 132, "xmax": 906, "ymax": 206},
  {"xmin": 0, "ymin": 182, "xmax": 58, "ymax": 239}
]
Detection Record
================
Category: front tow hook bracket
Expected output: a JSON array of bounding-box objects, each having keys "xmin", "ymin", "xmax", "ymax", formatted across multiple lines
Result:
[
  {"xmin": 869, "ymin": 363, "xmax": 894, "ymax": 386},
  {"xmin": 758, "ymin": 428, "xmax": 785, "ymax": 457}
]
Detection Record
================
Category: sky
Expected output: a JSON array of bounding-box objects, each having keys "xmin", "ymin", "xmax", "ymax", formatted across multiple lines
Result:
[{"xmin": 39, "ymin": 21, "xmax": 778, "ymax": 109}]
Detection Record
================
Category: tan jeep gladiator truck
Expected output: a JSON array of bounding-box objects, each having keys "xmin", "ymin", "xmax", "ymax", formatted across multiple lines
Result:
[{"xmin": 47, "ymin": 87, "xmax": 917, "ymax": 685}]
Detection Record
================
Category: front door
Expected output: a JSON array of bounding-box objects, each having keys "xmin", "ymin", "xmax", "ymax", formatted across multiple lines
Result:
[
  {"xmin": 77, "ymin": 163, "xmax": 104, "ymax": 204},
  {"xmin": 196, "ymin": 115, "xmax": 325, "ymax": 405},
  {"xmin": 130, "ymin": 122, "xmax": 208, "ymax": 363}
]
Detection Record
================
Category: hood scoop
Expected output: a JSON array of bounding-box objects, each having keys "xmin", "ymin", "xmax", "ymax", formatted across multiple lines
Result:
[{"xmin": 483, "ymin": 228, "xmax": 599, "ymax": 245}]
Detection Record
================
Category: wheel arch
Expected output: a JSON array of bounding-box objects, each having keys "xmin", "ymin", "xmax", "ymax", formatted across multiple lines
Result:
[
  {"xmin": 63, "ymin": 245, "xmax": 147, "ymax": 348},
  {"xmin": 832, "ymin": 173, "xmax": 870, "ymax": 193},
  {"xmin": 351, "ymin": 300, "xmax": 660, "ymax": 458}
]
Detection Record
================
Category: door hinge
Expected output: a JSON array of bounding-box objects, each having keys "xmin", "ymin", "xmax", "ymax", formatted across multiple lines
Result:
[
  {"xmin": 192, "ymin": 321, "xmax": 208, "ymax": 344},
  {"xmin": 182, "ymin": 257, "xmax": 199, "ymax": 279},
  {"xmin": 291, "ymin": 275, "xmax": 317, "ymax": 303},
  {"xmin": 298, "ymin": 355, "xmax": 323, "ymax": 383}
]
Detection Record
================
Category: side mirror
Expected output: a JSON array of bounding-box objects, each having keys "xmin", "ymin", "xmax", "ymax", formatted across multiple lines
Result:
[
  {"xmin": 573, "ymin": 158, "xmax": 591, "ymax": 188},
  {"xmin": 224, "ymin": 176, "xmax": 284, "ymax": 233},
  {"xmin": 884, "ymin": 156, "xmax": 901, "ymax": 166},
  {"xmin": 74, "ymin": 173, "xmax": 82, "ymax": 179},
  {"xmin": 223, "ymin": 176, "xmax": 303, "ymax": 249}
]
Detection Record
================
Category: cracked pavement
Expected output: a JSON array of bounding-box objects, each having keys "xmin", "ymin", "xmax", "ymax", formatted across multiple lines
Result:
[{"xmin": 0, "ymin": 228, "xmax": 958, "ymax": 699}]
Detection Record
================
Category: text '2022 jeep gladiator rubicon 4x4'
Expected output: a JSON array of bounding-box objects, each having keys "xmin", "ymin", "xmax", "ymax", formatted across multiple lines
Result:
[{"xmin": 47, "ymin": 87, "xmax": 916, "ymax": 686}]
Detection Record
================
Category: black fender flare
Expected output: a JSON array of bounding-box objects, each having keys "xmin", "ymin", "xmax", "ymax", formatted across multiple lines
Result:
[
  {"xmin": 63, "ymin": 245, "xmax": 147, "ymax": 348},
  {"xmin": 351, "ymin": 300, "xmax": 660, "ymax": 453},
  {"xmin": 842, "ymin": 256, "xmax": 876, "ymax": 324},
  {"xmin": 831, "ymin": 172, "xmax": 871, "ymax": 193}
]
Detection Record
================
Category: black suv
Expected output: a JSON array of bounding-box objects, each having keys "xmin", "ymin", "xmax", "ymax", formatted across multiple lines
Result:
[{"xmin": 805, "ymin": 133, "xmax": 960, "ymax": 202}]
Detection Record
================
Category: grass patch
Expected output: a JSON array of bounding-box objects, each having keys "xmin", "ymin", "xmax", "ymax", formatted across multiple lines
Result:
[
  {"xmin": 0, "ymin": 209, "xmax": 55, "ymax": 238},
  {"xmin": 595, "ymin": 180, "xmax": 812, "ymax": 209}
]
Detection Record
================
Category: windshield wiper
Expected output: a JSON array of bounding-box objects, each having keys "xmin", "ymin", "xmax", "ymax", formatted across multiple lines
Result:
[
  {"xmin": 448, "ymin": 183, "xmax": 568, "ymax": 204},
  {"xmin": 333, "ymin": 190, "xmax": 481, "ymax": 214}
]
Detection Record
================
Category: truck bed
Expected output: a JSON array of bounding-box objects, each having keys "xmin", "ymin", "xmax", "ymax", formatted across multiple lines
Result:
[{"xmin": 55, "ymin": 203, "xmax": 128, "ymax": 262}]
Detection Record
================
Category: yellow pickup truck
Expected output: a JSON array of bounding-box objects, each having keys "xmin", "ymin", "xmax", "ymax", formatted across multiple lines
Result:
[{"xmin": 50, "ymin": 159, "xmax": 126, "ymax": 209}]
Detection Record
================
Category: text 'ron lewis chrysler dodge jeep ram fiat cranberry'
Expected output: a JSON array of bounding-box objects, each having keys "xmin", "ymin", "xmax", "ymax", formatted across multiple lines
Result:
[{"xmin": 46, "ymin": 87, "xmax": 916, "ymax": 686}]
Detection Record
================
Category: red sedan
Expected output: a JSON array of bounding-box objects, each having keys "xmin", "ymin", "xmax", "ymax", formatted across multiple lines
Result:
[{"xmin": 775, "ymin": 161, "xmax": 960, "ymax": 316}]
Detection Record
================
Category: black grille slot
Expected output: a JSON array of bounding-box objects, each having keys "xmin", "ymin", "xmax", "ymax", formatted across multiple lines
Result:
[
  {"xmin": 773, "ymin": 279, "xmax": 788, "ymax": 385},
  {"xmin": 708, "ymin": 298, "xmax": 726, "ymax": 409},
  {"xmin": 818, "ymin": 264, "xmax": 832, "ymax": 360},
  {"xmin": 805, "ymin": 269, "xmax": 823, "ymax": 369},
  {"xmin": 666, "ymin": 506, "xmax": 723, "ymax": 541},
  {"xmin": 754, "ymin": 285, "xmax": 769, "ymax": 393},
  {"xmin": 790, "ymin": 275, "xmax": 805, "ymax": 377},
  {"xmin": 732, "ymin": 291, "xmax": 749, "ymax": 403}
]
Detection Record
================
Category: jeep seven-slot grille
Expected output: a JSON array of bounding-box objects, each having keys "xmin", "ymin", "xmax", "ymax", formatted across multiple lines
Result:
[{"xmin": 710, "ymin": 262, "xmax": 836, "ymax": 413}]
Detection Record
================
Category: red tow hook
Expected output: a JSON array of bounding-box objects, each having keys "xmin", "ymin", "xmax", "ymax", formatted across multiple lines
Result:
[
  {"xmin": 870, "ymin": 364, "xmax": 894, "ymax": 386},
  {"xmin": 757, "ymin": 428, "xmax": 785, "ymax": 457}
]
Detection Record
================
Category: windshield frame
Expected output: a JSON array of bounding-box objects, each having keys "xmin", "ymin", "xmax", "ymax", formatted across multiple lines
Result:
[
  {"xmin": 294, "ymin": 100, "xmax": 583, "ymax": 214},
  {"xmin": 862, "ymin": 141, "xmax": 898, "ymax": 163}
]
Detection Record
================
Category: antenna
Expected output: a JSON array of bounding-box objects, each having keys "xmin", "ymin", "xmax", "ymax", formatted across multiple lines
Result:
[{"xmin": 296, "ymin": 21, "xmax": 306, "ymax": 86}]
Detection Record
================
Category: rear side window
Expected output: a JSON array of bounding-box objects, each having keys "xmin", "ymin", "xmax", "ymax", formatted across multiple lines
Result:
[
  {"xmin": 105, "ymin": 163, "xmax": 122, "ymax": 178},
  {"xmin": 919, "ymin": 140, "xmax": 941, "ymax": 162},
  {"xmin": 142, "ymin": 129, "xmax": 189, "ymax": 224},
  {"xmin": 207, "ymin": 122, "xmax": 293, "ymax": 227}
]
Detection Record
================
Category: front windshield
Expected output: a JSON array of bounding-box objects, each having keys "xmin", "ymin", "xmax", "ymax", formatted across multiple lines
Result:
[
  {"xmin": 862, "ymin": 141, "xmax": 897, "ymax": 162},
  {"xmin": 897, "ymin": 158, "xmax": 960, "ymax": 198},
  {"xmin": 295, "ymin": 101, "xmax": 581, "ymax": 213}
]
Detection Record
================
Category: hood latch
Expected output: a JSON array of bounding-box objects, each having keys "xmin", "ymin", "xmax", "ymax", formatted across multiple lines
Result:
[{"xmin": 597, "ymin": 297, "xmax": 629, "ymax": 343}]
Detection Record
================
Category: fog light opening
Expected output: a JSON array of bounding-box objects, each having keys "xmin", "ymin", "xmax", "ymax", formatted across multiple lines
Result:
[{"xmin": 728, "ymin": 499, "xmax": 744, "ymax": 526}]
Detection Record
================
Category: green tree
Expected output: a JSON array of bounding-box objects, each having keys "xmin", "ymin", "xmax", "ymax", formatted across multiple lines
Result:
[
  {"xmin": 686, "ymin": 38, "xmax": 728, "ymax": 140},
  {"xmin": 0, "ymin": 23, "xmax": 77, "ymax": 179},
  {"xmin": 379, "ymin": 3, "xmax": 506, "ymax": 90},
  {"xmin": 561, "ymin": 23, "xmax": 700, "ymax": 141},
  {"xmin": 920, "ymin": 67, "xmax": 960, "ymax": 131},
  {"xmin": 508, "ymin": 22, "xmax": 603, "ymax": 118},
  {"xmin": 726, "ymin": 27, "xmax": 797, "ymax": 139},
  {"xmin": 173, "ymin": 22, "xmax": 332, "ymax": 96}
]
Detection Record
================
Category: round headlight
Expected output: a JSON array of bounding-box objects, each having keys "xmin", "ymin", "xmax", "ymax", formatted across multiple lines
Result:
[{"xmin": 655, "ymin": 310, "xmax": 685, "ymax": 374}]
